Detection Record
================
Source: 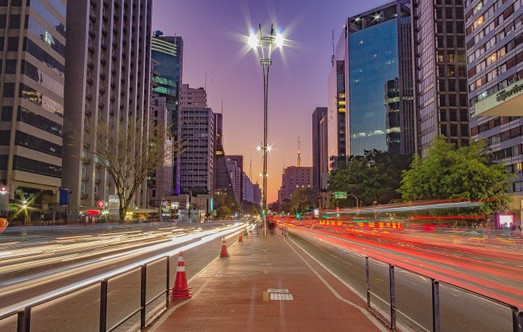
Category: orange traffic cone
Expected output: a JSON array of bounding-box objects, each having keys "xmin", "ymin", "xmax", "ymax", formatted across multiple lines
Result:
[
  {"xmin": 239, "ymin": 234, "xmax": 243, "ymax": 242},
  {"xmin": 171, "ymin": 252, "xmax": 191, "ymax": 299},
  {"xmin": 220, "ymin": 237, "xmax": 229, "ymax": 258}
]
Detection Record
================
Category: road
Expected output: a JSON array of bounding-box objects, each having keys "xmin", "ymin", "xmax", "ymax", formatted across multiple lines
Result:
[{"xmin": 279, "ymin": 218, "xmax": 522, "ymax": 332}]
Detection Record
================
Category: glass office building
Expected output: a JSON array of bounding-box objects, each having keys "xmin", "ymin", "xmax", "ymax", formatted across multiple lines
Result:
[
  {"xmin": 0, "ymin": 0, "xmax": 66, "ymax": 210},
  {"xmin": 151, "ymin": 34, "xmax": 183, "ymax": 195},
  {"xmin": 346, "ymin": 1, "xmax": 414, "ymax": 156}
]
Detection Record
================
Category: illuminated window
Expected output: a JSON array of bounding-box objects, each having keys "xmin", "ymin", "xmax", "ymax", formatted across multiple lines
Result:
[{"xmin": 473, "ymin": 16, "xmax": 484, "ymax": 30}]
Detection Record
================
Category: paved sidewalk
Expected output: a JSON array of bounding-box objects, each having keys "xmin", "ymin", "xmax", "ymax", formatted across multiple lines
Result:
[{"xmin": 148, "ymin": 227, "xmax": 388, "ymax": 332}]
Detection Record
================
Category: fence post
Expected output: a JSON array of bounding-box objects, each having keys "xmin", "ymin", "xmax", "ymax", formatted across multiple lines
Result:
[
  {"xmin": 140, "ymin": 265, "xmax": 147, "ymax": 330},
  {"xmin": 166, "ymin": 256, "xmax": 170, "ymax": 307},
  {"xmin": 365, "ymin": 256, "xmax": 370, "ymax": 308},
  {"xmin": 99, "ymin": 280, "xmax": 108, "ymax": 332},
  {"xmin": 389, "ymin": 265, "xmax": 396, "ymax": 331},
  {"xmin": 432, "ymin": 279, "xmax": 440, "ymax": 332},
  {"xmin": 17, "ymin": 307, "xmax": 30, "ymax": 332},
  {"xmin": 512, "ymin": 307, "xmax": 522, "ymax": 332}
]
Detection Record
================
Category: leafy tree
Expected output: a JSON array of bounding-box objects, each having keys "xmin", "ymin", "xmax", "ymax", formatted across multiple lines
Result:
[
  {"xmin": 279, "ymin": 198, "xmax": 292, "ymax": 213},
  {"xmin": 90, "ymin": 119, "xmax": 179, "ymax": 223},
  {"xmin": 290, "ymin": 188, "xmax": 317, "ymax": 215},
  {"xmin": 214, "ymin": 194, "xmax": 238, "ymax": 220},
  {"xmin": 328, "ymin": 150, "xmax": 411, "ymax": 207},
  {"xmin": 398, "ymin": 136, "xmax": 511, "ymax": 215}
]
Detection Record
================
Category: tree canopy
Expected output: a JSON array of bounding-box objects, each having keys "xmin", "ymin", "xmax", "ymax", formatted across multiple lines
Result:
[
  {"xmin": 89, "ymin": 119, "xmax": 179, "ymax": 223},
  {"xmin": 398, "ymin": 136, "xmax": 511, "ymax": 215},
  {"xmin": 328, "ymin": 150, "xmax": 411, "ymax": 207},
  {"xmin": 289, "ymin": 187, "xmax": 317, "ymax": 214}
]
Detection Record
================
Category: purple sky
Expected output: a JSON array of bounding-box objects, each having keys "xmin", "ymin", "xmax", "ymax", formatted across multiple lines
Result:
[{"xmin": 152, "ymin": 0, "xmax": 390, "ymax": 202}]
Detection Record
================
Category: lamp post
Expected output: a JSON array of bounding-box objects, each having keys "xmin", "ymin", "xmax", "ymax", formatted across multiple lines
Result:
[
  {"xmin": 347, "ymin": 194, "xmax": 360, "ymax": 215},
  {"xmin": 248, "ymin": 24, "xmax": 284, "ymax": 236}
]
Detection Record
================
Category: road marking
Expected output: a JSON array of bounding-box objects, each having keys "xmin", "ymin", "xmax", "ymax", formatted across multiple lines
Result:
[{"xmin": 286, "ymin": 237, "xmax": 389, "ymax": 332}]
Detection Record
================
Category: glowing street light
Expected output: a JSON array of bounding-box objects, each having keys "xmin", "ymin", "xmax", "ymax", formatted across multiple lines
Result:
[{"xmin": 247, "ymin": 23, "xmax": 284, "ymax": 236}]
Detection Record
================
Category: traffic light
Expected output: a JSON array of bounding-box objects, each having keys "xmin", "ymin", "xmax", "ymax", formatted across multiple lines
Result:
[{"xmin": 261, "ymin": 210, "xmax": 266, "ymax": 215}]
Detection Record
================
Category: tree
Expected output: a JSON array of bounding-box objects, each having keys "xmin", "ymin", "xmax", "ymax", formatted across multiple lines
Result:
[
  {"xmin": 214, "ymin": 194, "xmax": 238, "ymax": 220},
  {"xmin": 398, "ymin": 136, "xmax": 511, "ymax": 215},
  {"xmin": 90, "ymin": 119, "xmax": 179, "ymax": 223},
  {"xmin": 328, "ymin": 150, "xmax": 411, "ymax": 207},
  {"xmin": 290, "ymin": 188, "xmax": 317, "ymax": 215}
]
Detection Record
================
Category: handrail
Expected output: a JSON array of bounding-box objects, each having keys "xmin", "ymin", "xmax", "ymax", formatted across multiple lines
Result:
[{"xmin": 0, "ymin": 223, "xmax": 248, "ymax": 331}]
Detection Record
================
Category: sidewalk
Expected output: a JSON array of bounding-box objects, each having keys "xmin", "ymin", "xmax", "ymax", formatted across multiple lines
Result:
[{"xmin": 147, "ymin": 227, "xmax": 388, "ymax": 332}]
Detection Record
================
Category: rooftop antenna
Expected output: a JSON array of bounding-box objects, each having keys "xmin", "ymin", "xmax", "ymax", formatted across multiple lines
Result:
[
  {"xmin": 331, "ymin": 29, "xmax": 335, "ymax": 67},
  {"xmin": 204, "ymin": 72, "xmax": 208, "ymax": 91},
  {"xmin": 297, "ymin": 136, "xmax": 302, "ymax": 167},
  {"xmin": 249, "ymin": 153, "xmax": 252, "ymax": 180}
]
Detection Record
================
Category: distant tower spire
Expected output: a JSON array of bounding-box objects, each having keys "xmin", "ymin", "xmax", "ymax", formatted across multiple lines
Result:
[
  {"xmin": 297, "ymin": 136, "xmax": 302, "ymax": 167},
  {"xmin": 331, "ymin": 29, "xmax": 335, "ymax": 67}
]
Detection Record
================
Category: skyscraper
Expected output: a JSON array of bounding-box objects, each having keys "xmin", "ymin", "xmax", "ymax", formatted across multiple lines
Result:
[
  {"xmin": 467, "ymin": 0, "xmax": 523, "ymax": 196},
  {"xmin": 278, "ymin": 166, "xmax": 312, "ymax": 206},
  {"xmin": 62, "ymin": 0, "xmax": 153, "ymax": 214},
  {"xmin": 179, "ymin": 107, "xmax": 215, "ymax": 195},
  {"xmin": 312, "ymin": 107, "xmax": 328, "ymax": 192},
  {"xmin": 412, "ymin": 0, "xmax": 470, "ymax": 156},
  {"xmin": 327, "ymin": 56, "xmax": 348, "ymax": 169},
  {"xmin": 344, "ymin": 1, "xmax": 415, "ymax": 156},
  {"xmin": 151, "ymin": 33, "xmax": 183, "ymax": 194},
  {"xmin": 0, "ymin": 0, "xmax": 66, "ymax": 211}
]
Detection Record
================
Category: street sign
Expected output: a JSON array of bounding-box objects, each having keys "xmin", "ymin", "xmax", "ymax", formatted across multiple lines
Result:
[
  {"xmin": 97, "ymin": 200, "xmax": 105, "ymax": 209},
  {"xmin": 333, "ymin": 191, "xmax": 347, "ymax": 199}
]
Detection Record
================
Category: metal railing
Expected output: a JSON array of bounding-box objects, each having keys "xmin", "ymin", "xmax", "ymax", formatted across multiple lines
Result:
[
  {"xmin": 0, "ymin": 255, "xmax": 170, "ymax": 332},
  {"xmin": 363, "ymin": 255, "xmax": 522, "ymax": 332},
  {"xmin": 0, "ymin": 224, "xmax": 249, "ymax": 332}
]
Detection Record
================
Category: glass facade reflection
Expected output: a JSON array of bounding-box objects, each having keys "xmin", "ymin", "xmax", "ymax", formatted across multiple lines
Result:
[
  {"xmin": 349, "ymin": 19, "xmax": 399, "ymax": 156},
  {"xmin": 344, "ymin": 1, "xmax": 414, "ymax": 157},
  {"xmin": 151, "ymin": 35, "xmax": 183, "ymax": 195},
  {"xmin": 0, "ymin": 0, "xmax": 65, "ymax": 199}
]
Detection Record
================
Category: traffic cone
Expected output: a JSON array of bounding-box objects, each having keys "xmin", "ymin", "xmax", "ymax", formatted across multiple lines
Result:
[
  {"xmin": 220, "ymin": 237, "xmax": 229, "ymax": 258},
  {"xmin": 171, "ymin": 252, "xmax": 191, "ymax": 299},
  {"xmin": 239, "ymin": 234, "xmax": 243, "ymax": 242}
]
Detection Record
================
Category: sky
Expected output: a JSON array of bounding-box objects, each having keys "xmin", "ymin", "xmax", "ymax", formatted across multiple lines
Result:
[{"xmin": 152, "ymin": 0, "xmax": 390, "ymax": 203}]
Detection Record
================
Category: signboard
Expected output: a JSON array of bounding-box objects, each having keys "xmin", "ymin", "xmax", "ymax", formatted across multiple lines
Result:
[
  {"xmin": 333, "ymin": 191, "xmax": 347, "ymax": 199},
  {"xmin": 161, "ymin": 200, "xmax": 171, "ymax": 217},
  {"xmin": 108, "ymin": 195, "xmax": 119, "ymax": 209},
  {"xmin": 59, "ymin": 189, "xmax": 69, "ymax": 205}
]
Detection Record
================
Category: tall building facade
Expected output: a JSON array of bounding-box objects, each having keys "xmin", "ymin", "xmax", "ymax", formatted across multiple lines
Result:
[
  {"xmin": 278, "ymin": 166, "xmax": 312, "ymax": 205},
  {"xmin": 0, "ymin": 0, "xmax": 66, "ymax": 209},
  {"xmin": 327, "ymin": 56, "xmax": 348, "ymax": 169},
  {"xmin": 151, "ymin": 33, "xmax": 183, "ymax": 195},
  {"xmin": 227, "ymin": 155, "xmax": 243, "ymax": 204},
  {"xmin": 179, "ymin": 107, "xmax": 215, "ymax": 195},
  {"xmin": 312, "ymin": 107, "xmax": 328, "ymax": 192},
  {"xmin": 148, "ymin": 69, "xmax": 172, "ymax": 207},
  {"xmin": 213, "ymin": 113, "xmax": 235, "ymax": 198},
  {"xmin": 226, "ymin": 158, "xmax": 242, "ymax": 204},
  {"xmin": 412, "ymin": 0, "xmax": 470, "ymax": 156},
  {"xmin": 180, "ymin": 84, "xmax": 207, "ymax": 109},
  {"xmin": 62, "ymin": 0, "xmax": 153, "ymax": 213},
  {"xmin": 345, "ymin": 1, "xmax": 415, "ymax": 156},
  {"xmin": 467, "ymin": 0, "xmax": 523, "ymax": 195}
]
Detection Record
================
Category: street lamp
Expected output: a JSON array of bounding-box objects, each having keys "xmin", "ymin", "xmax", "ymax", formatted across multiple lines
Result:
[
  {"xmin": 248, "ymin": 23, "xmax": 284, "ymax": 236},
  {"xmin": 347, "ymin": 194, "xmax": 360, "ymax": 215}
]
